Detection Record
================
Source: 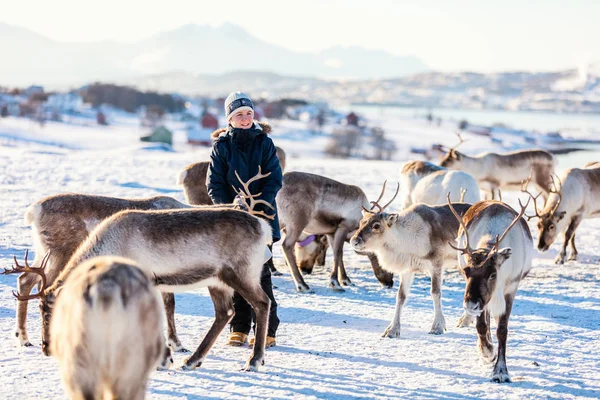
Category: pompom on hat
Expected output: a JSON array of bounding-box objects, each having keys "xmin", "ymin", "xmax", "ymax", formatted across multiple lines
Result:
[{"xmin": 224, "ymin": 91, "xmax": 254, "ymax": 121}]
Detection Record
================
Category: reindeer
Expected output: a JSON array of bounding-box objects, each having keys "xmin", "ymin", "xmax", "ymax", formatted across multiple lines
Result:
[
  {"xmin": 46, "ymin": 256, "xmax": 169, "ymax": 400},
  {"xmin": 5, "ymin": 192, "xmax": 274, "ymax": 371},
  {"xmin": 177, "ymin": 158, "xmax": 329, "ymax": 277},
  {"xmin": 15, "ymin": 193, "xmax": 197, "ymax": 349},
  {"xmin": 400, "ymin": 160, "xmax": 480, "ymax": 208},
  {"xmin": 277, "ymin": 172, "xmax": 395, "ymax": 292},
  {"xmin": 439, "ymin": 135, "xmax": 555, "ymax": 200},
  {"xmin": 350, "ymin": 186, "xmax": 473, "ymax": 337},
  {"xmin": 523, "ymin": 162, "xmax": 600, "ymax": 264},
  {"xmin": 447, "ymin": 197, "xmax": 532, "ymax": 382}
]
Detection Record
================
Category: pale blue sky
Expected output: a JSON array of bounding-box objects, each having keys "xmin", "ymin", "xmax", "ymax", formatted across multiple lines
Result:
[{"xmin": 3, "ymin": 0, "xmax": 597, "ymax": 72}]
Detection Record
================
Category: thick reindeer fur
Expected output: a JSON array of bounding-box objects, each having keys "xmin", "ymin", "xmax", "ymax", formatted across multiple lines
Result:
[
  {"xmin": 50, "ymin": 256, "xmax": 167, "ymax": 400},
  {"xmin": 44, "ymin": 208, "xmax": 273, "ymax": 371},
  {"xmin": 17, "ymin": 193, "xmax": 193, "ymax": 348},
  {"xmin": 536, "ymin": 164, "xmax": 600, "ymax": 263},
  {"xmin": 351, "ymin": 203, "xmax": 472, "ymax": 337},
  {"xmin": 440, "ymin": 149, "xmax": 555, "ymax": 199},
  {"xmin": 177, "ymin": 162, "xmax": 212, "ymax": 205},
  {"xmin": 277, "ymin": 171, "xmax": 394, "ymax": 292},
  {"xmin": 400, "ymin": 161, "xmax": 480, "ymax": 208},
  {"xmin": 456, "ymin": 200, "xmax": 533, "ymax": 382}
]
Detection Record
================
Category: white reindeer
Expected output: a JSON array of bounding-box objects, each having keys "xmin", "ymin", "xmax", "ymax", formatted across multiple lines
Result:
[
  {"xmin": 47, "ymin": 256, "xmax": 169, "ymax": 400},
  {"xmin": 447, "ymin": 197, "xmax": 532, "ymax": 382},
  {"xmin": 350, "ymin": 186, "xmax": 474, "ymax": 337},
  {"xmin": 400, "ymin": 160, "xmax": 480, "ymax": 208}
]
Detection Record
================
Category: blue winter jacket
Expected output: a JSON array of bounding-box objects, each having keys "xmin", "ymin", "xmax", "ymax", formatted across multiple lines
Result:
[{"xmin": 206, "ymin": 121, "xmax": 283, "ymax": 242}]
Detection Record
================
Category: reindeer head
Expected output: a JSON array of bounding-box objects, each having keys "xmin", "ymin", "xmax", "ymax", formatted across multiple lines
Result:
[
  {"xmin": 439, "ymin": 133, "xmax": 465, "ymax": 169},
  {"xmin": 295, "ymin": 234, "xmax": 328, "ymax": 275},
  {"xmin": 2, "ymin": 250, "xmax": 54, "ymax": 355},
  {"xmin": 350, "ymin": 181, "xmax": 400, "ymax": 252},
  {"xmin": 521, "ymin": 173, "xmax": 564, "ymax": 252},
  {"xmin": 447, "ymin": 195, "xmax": 528, "ymax": 317}
]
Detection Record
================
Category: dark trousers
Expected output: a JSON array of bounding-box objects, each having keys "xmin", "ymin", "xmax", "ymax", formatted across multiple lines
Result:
[{"xmin": 230, "ymin": 250, "xmax": 280, "ymax": 337}]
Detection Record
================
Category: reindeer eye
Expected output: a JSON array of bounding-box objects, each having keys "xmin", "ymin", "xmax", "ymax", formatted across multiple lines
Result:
[
  {"xmin": 372, "ymin": 223, "xmax": 381, "ymax": 231},
  {"xmin": 489, "ymin": 272, "xmax": 497, "ymax": 280}
]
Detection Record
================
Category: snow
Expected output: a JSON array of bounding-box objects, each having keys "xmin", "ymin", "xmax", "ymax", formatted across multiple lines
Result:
[{"xmin": 0, "ymin": 113, "xmax": 599, "ymax": 399}]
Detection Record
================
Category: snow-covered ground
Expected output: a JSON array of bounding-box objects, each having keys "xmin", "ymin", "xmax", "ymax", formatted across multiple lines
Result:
[{"xmin": 0, "ymin": 114, "xmax": 599, "ymax": 399}]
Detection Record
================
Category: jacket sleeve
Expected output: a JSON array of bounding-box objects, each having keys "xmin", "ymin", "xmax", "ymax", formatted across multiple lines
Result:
[
  {"xmin": 257, "ymin": 138, "xmax": 283, "ymax": 209},
  {"xmin": 206, "ymin": 142, "xmax": 234, "ymax": 205}
]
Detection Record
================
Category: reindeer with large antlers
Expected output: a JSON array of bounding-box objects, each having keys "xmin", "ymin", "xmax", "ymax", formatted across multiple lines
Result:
[
  {"xmin": 439, "ymin": 133, "xmax": 555, "ymax": 200},
  {"xmin": 276, "ymin": 172, "xmax": 394, "ymax": 292},
  {"xmin": 447, "ymin": 197, "xmax": 533, "ymax": 382},
  {"xmin": 522, "ymin": 162, "xmax": 600, "ymax": 264},
  {"xmin": 350, "ymin": 185, "xmax": 474, "ymax": 337}
]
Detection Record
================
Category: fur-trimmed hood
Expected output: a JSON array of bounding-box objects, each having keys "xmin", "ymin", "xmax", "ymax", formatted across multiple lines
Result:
[{"xmin": 211, "ymin": 121, "xmax": 272, "ymax": 140}]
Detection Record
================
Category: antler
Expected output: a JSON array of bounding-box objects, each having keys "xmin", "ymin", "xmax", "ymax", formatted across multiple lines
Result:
[
  {"xmin": 477, "ymin": 198, "xmax": 530, "ymax": 267},
  {"xmin": 2, "ymin": 250, "xmax": 51, "ymax": 300},
  {"xmin": 232, "ymin": 166, "xmax": 276, "ymax": 221},
  {"xmin": 362, "ymin": 180, "xmax": 400, "ymax": 214},
  {"xmin": 549, "ymin": 173, "xmax": 563, "ymax": 215},
  {"xmin": 446, "ymin": 193, "xmax": 474, "ymax": 257},
  {"xmin": 459, "ymin": 188, "xmax": 467, "ymax": 203},
  {"xmin": 520, "ymin": 169, "xmax": 543, "ymax": 220}
]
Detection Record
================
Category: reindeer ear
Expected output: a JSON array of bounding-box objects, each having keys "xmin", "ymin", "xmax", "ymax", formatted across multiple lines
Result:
[
  {"xmin": 495, "ymin": 247, "xmax": 512, "ymax": 264},
  {"xmin": 556, "ymin": 211, "xmax": 566, "ymax": 221},
  {"xmin": 385, "ymin": 213, "xmax": 398, "ymax": 226}
]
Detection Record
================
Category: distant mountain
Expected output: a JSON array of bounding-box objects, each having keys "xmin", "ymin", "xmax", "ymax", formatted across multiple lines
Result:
[{"xmin": 0, "ymin": 22, "xmax": 429, "ymax": 87}]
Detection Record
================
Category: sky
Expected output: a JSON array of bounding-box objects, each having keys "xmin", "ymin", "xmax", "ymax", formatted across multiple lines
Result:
[{"xmin": 2, "ymin": 0, "xmax": 598, "ymax": 72}]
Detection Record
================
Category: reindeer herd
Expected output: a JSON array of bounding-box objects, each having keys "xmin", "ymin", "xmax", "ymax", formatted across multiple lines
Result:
[{"xmin": 3, "ymin": 140, "xmax": 600, "ymax": 397}]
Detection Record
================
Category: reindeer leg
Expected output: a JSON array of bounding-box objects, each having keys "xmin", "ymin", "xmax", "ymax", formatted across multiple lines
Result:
[
  {"xmin": 383, "ymin": 270, "xmax": 413, "ymax": 338},
  {"xmin": 492, "ymin": 294, "xmax": 514, "ymax": 383},
  {"xmin": 335, "ymin": 228, "xmax": 353, "ymax": 286},
  {"xmin": 477, "ymin": 309, "xmax": 495, "ymax": 363},
  {"xmin": 181, "ymin": 287, "xmax": 234, "ymax": 370},
  {"xmin": 282, "ymin": 227, "xmax": 311, "ymax": 292},
  {"xmin": 565, "ymin": 216, "xmax": 582, "ymax": 262},
  {"xmin": 364, "ymin": 252, "xmax": 393, "ymax": 288},
  {"xmin": 162, "ymin": 293, "xmax": 188, "ymax": 353},
  {"xmin": 326, "ymin": 229, "xmax": 348, "ymax": 290},
  {"xmin": 429, "ymin": 265, "xmax": 446, "ymax": 335},
  {"xmin": 15, "ymin": 272, "xmax": 39, "ymax": 347}
]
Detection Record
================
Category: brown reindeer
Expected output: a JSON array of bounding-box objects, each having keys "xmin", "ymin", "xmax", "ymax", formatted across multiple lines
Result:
[
  {"xmin": 15, "ymin": 194, "xmax": 195, "ymax": 349},
  {"xmin": 277, "ymin": 172, "xmax": 395, "ymax": 292},
  {"xmin": 447, "ymin": 198, "xmax": 532, "ymax": 382}
]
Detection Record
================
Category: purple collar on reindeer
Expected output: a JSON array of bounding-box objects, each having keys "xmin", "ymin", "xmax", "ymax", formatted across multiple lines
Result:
[{"xmin": 296, "ymin": 235, "xmax": 316, "ymax": 247}]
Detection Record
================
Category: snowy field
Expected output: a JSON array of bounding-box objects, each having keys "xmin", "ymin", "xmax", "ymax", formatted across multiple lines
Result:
[{"xmin": 0, "ymin": 115, "xmax": 599, "ymax": 399}]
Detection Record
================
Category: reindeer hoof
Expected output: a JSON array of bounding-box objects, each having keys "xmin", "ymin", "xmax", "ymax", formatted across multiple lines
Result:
[
  {"xmin": 554, "ymin": 255, "xmax": 565, "ymax": 264},
  {"xmin": 296, "ymin": 284, "xmax": 312, "ymax": 293},
  {"xmin": 479, "ymin": 346, "xmax": 496, "ymax": 364},
  {"xmin": 242, "ymin": 357, "xmax": 264, "ymax": 372},
  {"xmin": 567, "ymin": 254, "xmax": 578, "ymax": 262},
  {"xmin": 491, "ymin": 370, "xmax": 511, "ymax": 383},
  {"xmin": 382, "ymin": 325, "xmax": 400, "ymax": 338},
  {"xmin": 180, "ymin": 357, "xmax": 201, "ymax": 371},
  {"xmin": 340, "ymin": 278, "xmax": 353, "ymax": 286},
  {"xmin": 329, "ymin": 281, "xmax": 345, "ymax": 292},
  {"xmin": 23, "ymin": 341, "xmax": 33, "ymax": 347},
  {"xmin": 428, "ymin": 327, "xmax": 445, "ymax": 335}
]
